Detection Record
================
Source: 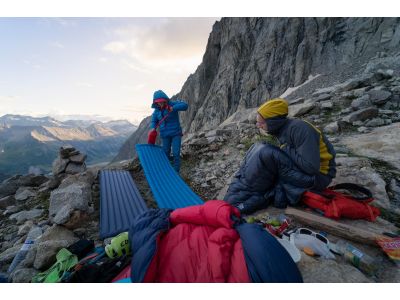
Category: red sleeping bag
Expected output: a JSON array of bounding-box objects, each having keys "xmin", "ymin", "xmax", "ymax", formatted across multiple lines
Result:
[
  {"xmin": 302, "ymin": 183, "xmax": 380, "ymax": 221},
  {"xmin": 142, "ymin": 200, "xmax": 251, "ymax": 283}
]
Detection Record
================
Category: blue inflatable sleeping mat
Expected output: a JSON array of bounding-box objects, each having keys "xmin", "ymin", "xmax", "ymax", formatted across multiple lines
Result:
[
  {"xmin": 99, "ymin": 170, "xmax": 148, "ymax": 239},
  {"xmin": 135, "ymin": 144, "xmax": 203, "ymax": 209}
]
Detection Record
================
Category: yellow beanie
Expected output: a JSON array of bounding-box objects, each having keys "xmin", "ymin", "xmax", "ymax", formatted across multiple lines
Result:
[{"xmin": 257, "ymin": 98, "xmax": 288, "ymax": 119}]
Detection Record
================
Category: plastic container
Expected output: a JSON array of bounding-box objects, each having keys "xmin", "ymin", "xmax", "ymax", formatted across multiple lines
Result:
[
  {"xmin": 335, "ymin": 240, "xmax": 379, "ymax": 276},
  {"xmin": 291, "ymin": 233, "xmax": 335, "ymax": 259},
  {"xmin": 276, "ymin": 238, "xmax": 301, "ymax": 263},
  {"xmin": 7, "ymin": 226, "xmax": 43, "ymax": 274}
]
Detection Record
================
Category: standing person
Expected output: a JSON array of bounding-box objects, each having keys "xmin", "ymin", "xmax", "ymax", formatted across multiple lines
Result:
[
  {"xmin": 149, "ymin": 90, "xmax": 188, "ymax": 173},
  {"xmin": 224, "ymin": 98, "xmax": 336, "ymax": 214}
]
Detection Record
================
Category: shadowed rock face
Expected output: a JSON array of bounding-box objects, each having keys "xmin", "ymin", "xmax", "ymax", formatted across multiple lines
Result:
[
  {"xmin": 115, "ymin": 17, "xmax": 400, "ymax": 161},
  {"xmin": 177, "ymin": 17, "xmax": 400, "ymax": 134}
]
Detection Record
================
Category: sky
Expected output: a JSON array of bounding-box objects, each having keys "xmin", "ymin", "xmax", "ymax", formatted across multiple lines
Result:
[{"xmin": 0, "ymin": 17, "xmax": 218, "ymax": 124}]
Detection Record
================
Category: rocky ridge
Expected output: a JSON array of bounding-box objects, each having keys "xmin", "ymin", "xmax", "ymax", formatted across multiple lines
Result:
[{"xmin": 114, "ymin": 17, "xmax": 400, "ymax": 161}]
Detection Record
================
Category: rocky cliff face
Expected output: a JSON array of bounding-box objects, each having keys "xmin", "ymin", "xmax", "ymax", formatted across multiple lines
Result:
[{"xmin": 115, "ymin": 17, "xmax": 400, "ymax": 161}]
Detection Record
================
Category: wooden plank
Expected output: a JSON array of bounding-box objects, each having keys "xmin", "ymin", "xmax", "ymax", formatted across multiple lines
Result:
[{"xmin": 284, "ymin": 207, "xmax": 385, "ymax": 247}]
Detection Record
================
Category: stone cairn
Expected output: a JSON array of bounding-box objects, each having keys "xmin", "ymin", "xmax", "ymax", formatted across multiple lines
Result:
[{"xmin": 52, "ymin": 146, "xmax": 87, "ymax": 176}]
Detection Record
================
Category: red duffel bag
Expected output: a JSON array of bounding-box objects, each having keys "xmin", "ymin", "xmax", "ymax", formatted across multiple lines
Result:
[{"xmin": 301, "ymin": 183, "xmax": 380, "ymax": 221}]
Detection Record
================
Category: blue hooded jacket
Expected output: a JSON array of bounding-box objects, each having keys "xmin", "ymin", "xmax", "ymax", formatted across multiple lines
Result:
[{"xmin": 151, "ymin": 90, "xmax": 188, "ymax": 138}]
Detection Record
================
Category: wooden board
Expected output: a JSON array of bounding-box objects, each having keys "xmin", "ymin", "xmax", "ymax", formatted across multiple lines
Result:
[{"xmin": 284, "ymin": 207, "xmax": 386, "ymax": 247}]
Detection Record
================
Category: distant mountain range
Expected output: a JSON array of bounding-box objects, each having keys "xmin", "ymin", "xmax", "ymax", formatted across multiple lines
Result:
[{"xmin": 0, "ymin": 114, "xmax": 137, "ymax": 181}]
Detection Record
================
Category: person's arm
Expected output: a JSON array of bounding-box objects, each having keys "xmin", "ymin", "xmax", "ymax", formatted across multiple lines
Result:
[
  {"xmin": 281, "ymin": 122, "xmax": 321, "ymax": 175},
  {"xmin": 150, "ymin": 112, "xmax": 159, "ymax": 130},
  {"xmin": 169, "ymin": 100, "xmax": 188, "ymax": 111}
]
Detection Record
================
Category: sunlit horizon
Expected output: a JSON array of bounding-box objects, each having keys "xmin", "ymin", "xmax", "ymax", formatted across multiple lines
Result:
[{"xmin": 0, "ymin": 17, "xmax": 219, "ymax": 125}]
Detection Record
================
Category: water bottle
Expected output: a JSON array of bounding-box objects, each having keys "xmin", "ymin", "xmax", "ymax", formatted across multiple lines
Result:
[
  {"xmin": 7, "ymin": 226, "xmax": 43, "ymax": 274},
  {"xmin": 335, "ymin": 239, "xmax": 379, "ymax": 276}
]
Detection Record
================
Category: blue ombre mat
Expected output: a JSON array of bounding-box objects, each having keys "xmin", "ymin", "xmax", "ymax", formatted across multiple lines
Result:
[
  {"xmin": 99, "ymin": 170, "xmax": 148, "ymax": 239},
  {"xmin": 135, "ymin": 144, "xmax": 204, "ymax": 209}
]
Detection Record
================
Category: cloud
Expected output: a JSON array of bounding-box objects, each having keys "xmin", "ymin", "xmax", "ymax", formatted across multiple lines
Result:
[
  {"xmin": 76, "ymin": 82, "xmax": 94, "ymax": 88},
  {"xmin": 121, "ymin": 59, "xmax": 151, "ymax": 73},
  {"xmin": 103, "ymin": 41, "xmax": 127, "ymax": 54},
  {"xmin": 50, "ymin": 41, "xmax": 65, "ymax": 48},
  {"xmin": 0, "ymin": 96, "xmax": 21, "ymax": 116},
  {"xmin": 37, "ymin": 18, "xmax": 79, "ymax": 28},
  {"xmin": 120, "ymin": 104, "xmax": 151, "ymax": 114},
  {"xmin": 121, "ymin": 83, "xmax": 146, "ymax": 91},
  {"xmin": 23, "ymin": 59, "xmax": 42, "ymax": 69},
  {"xmin": 99, "ymin": 57, "xmax": 109, "ymax": 63},
  {"xmin": 53, "ymin": 18, "xmax": 79, "ymax": 28},
  {"xmin": 103, "ymin": 18, "xmax": 218, "ymax": 72},
  {"xmin": 0, "ymin": 95, "xmax": 17, "ymax": 103}
]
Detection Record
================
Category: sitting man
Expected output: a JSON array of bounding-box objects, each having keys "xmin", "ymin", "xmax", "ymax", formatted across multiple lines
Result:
[{"xmin": 224, "ymin": 98, "xmax": 336, "ymax": 214}]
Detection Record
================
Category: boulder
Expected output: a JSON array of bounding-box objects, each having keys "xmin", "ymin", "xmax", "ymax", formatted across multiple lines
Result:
[
  {"xmin": 314, "ymin": 93, "xmax": 331, "ymax": 102},
  {"xmin": 391, "ymin": 86, "xmax": 400, "ymax": 94},
  {"xmin": 49, "ymin": 183, "xmax": 90, "ymax": 225},
  {"xmin": 340, "ymin": 123, "xmax": 400, "ymax": 169},
  {"xmin": 3, "ymin": 205, "xmax": 21, "ymax": 216},
  {"xmin": 52, "ymin": 207, "xmax": 89, "ymax": 229},
  {"xmin": 59, "ymin": 172, "xmax": 95, "ymax": 189},
  {"xmin": 37, "ymin": 225, "xmax": 77, "ymax": 244},
  {"xmin": 45, "ymin": 175, "xmax": 63, "ymax": 190},
  {"xmin": 59, "ymin": 146, "xmax": 76, "ymax": 159},
  {"xmin": 52, "ymin": 158, "xmax": 69, "ymax": 175},
  {"xmin": 1, "ymin": 175, "xmax": 49, "ymax": 197},
  {"xmin": 0, "ymin": 195, "xmax": 15, "ymax": 209},
  {"xmin": 351, "ymin": 95, "xmax": 372, "ymax": 110},
  {"xmin": 298, "ymin": 253, "xmax": 373, "ymax": 283},
  {"xmin": 324, "ymin": 122, "xmax": 339, "ymax": 134},
  {"xmin": 337, "ymin": 78, "xmax": 364, "ymax": 92},
  {"xmin": 289, "ymin": 102, "xmax": 316, "ymax": 117},
  {"xmin": 352, "ymin": 87, "xmax": 370, "ymax": 98},
  {"xmin": 9, "ymin": 209, "xmax": 44, "ymax": 224},
  {"xmin": 69, "ymin": 153, "xmax": 87, "ymax": 164},
  {"xmin": 205, "ymin": 129, "xmax": 233, "ymax": 138},
  {"xmin": 365, "ymin": 118, "xmax": 385, "ymax": 127},
  {"xmin": 332, "ymin": 157, "xmax": 390, "ymax": 209},
  {"xmin": 312, "ymin": 85, "xmax": 341, "ymax": 97},
  {"xmin": 17, "ymin": 220, "xmax": 34, "ymax": 236},
  {"xmin": 31, "ymin": 225, "xmax": 78, "ymax": 270},
  {"xmin": 65, "ymin": 162, "xmax": 86, "ymax": 175},
  {"xmin": 0, "ymin": 244, "xmax": 21, "ymax": 265},
  {"xmin": 33, "ymin": 240, "xmax": 72, "ymax": 270},
  {"xmin": 320, "ymin": 101, "xmax": 333, "ymax": 109},
  {"xmin": 342, "ymin": 107, "xmax": 379, "ymax": 123},
  {"xmin": 10, "ymin": 267, "xmax": 38, "ymax": 283},
  {"xmin": 15, "ymin": 187, "xmax": 37, "ymax": 202},
  {"xmin": 368, "ymin": 90, "xmax": 392, "ymax": 105}
]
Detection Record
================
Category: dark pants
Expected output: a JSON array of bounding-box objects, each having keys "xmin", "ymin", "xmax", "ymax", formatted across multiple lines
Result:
[
  {"xmin": 161, "ymin": 135, "xmax": 182, "ymax": 173},
  {"xmin": 311, "ymin": 173, "xmax": 333, "ymax": 192}
]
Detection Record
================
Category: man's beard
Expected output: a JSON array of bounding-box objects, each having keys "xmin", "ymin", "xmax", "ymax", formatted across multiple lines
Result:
[{"xmin": 259, "ymin": 127, "xmax": 269, "ymax": 136}]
